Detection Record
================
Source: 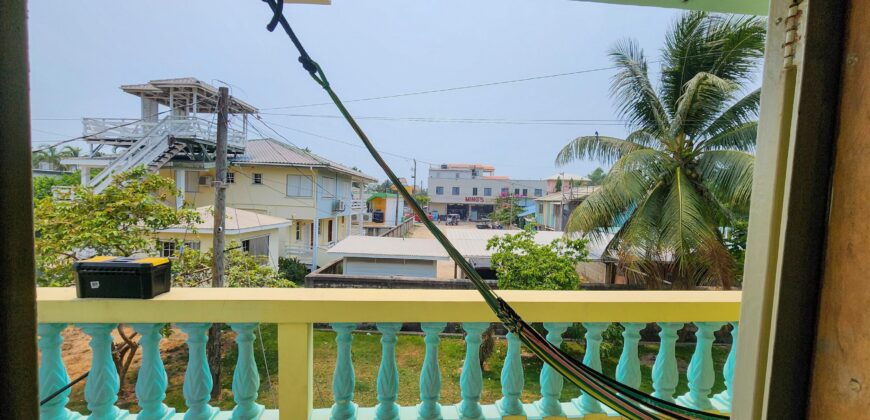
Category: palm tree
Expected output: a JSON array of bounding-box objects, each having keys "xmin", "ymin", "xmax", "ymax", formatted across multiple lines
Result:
[
  {"xmin": 32, "ymin": 145, "xmax": 80, "ymax": 171},
  {"xmin": 556, "ymin": 12, "xmax": 765, "ymax": 289}
]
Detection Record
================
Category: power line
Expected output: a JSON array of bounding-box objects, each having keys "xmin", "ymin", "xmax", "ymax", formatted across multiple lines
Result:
[
  {"xmin": 259, "ymin": 64, "xmax": 622, "ymax": 110},
  {"xmin": 258, "ymin": 112, "xmax": 628, "ymax": 126}
]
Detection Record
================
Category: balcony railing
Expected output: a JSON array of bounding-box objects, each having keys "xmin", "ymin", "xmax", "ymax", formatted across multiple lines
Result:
[
  {"xmin": 36, "ymin": 288, "xmax": 740, "ymax": 420},
  {"xmin": 83, "ymin": 116, "xmax": 246, "ymax": 148}
]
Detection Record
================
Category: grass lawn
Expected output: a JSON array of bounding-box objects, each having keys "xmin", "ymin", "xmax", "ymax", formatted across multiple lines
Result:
[{"xmin": 67, "ymin": 324, "xmax": 729, "ymax": 413}]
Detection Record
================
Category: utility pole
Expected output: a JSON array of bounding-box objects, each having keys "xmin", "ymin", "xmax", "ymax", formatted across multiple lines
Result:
[
  {"xmin": 213, "ymin": 86, "xmax": 228, "ymax": 288},
  {"xmin": 412, "ymin": 158, "xmax": 417, "ymax": 194},
  {"xmin": 208, "ymin": 86, "xmax": 229, "ymax": 399}
]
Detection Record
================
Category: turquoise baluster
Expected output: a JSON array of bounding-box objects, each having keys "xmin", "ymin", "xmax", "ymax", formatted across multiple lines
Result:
[
  {"xmin": 712, "ymin": 323, "xmax": 738, "ymax": 413},
  {"xmin": 678, "ymin": 322, "xmax": 725, "ymax": 410},
  {"xmin": 573, "ymin": 322, "xmax": 607, "ymax": 415},
  {"xmin": 652, "ymin": 322, "xmax": 682, "ymax": 402},
  {"xmin": 495, "ymin": 331, "xmax": 525, "ymax": 417},
  {"xmin": 38, "ymin": 324, "xmax": 81, "ymax": 420},
  {"xmin": 418, "ymin": 322, "xmax": 446, "ymax": 419},
  {"xmin": 79, "ymin": 323, "xmax": 128, "ymax": 419},
  {"xmin": 458, "ymin": 322, "xmax": 488, "ymax": 420},
  {"xmin": 130, "ymin": 323, "xmax": 175, "ymax": 420},
  {"xmin": 178, "ymin": 323, "xmax": 219, "ymax": 419},
  {"xmin": 616, "ymin": 323, "xmax": 645, "ymax": 389},
  {"xmin": 229, "ymin": 323, "xmax": 265, "ymax": 419},
  {"xmin": 535, "ymin": 322, "xmax": 571, "ymax": 417},
  {"xmin": 330, "ymin": 323, "xmax": 357, "ymax": 420},
  {"xmin": 375, "ymin": 323, "xmax": 402, "ymax": 420}
]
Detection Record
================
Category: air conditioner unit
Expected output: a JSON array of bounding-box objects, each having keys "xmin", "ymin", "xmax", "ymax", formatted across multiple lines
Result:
[
  {"xmin": 198, "ymin": 175, "xmax": 213, "ymax": 186},
  {"xmin": 332, "ymin": 199, "xmax": 346, "ymax": 213}
]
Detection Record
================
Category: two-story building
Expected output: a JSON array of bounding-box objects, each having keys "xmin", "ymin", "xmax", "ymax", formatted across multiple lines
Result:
[
  {"xmin": 427, "ymin": 163, "xmax": 548, "ymax": 221},
  {"xmin": 62, "ymin": 78, "xmax": 376, "ymax": 270}
]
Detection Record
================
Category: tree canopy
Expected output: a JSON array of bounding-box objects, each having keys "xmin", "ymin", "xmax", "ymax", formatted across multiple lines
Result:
[
  {"xmin": 556, "ymin": 12, "xmax": 765, "ymax": 289},
  {"xmin": 487, "ymin": 229, "xmax": 589, "ymax": 290}
]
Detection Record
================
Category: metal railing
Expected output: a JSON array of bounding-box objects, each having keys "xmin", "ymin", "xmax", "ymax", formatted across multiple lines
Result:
[{"xmin": 83, "ymin": 116, "xmax": 245, "ymax": 148}]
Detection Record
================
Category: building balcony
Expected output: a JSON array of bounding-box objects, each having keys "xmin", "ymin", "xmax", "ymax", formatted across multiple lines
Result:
[
  {"xmin": 37, "ymin": 288, "xmax": 739, "ymax": 419},
  {"xmin": 82, "ymin": 116, "xmax": 247, "ymax": 149}
]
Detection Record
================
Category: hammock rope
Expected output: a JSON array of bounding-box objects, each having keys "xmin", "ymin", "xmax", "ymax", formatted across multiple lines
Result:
[{"xmin": 260, "ymin": 2, "xmax": 729, "ymax": 418}]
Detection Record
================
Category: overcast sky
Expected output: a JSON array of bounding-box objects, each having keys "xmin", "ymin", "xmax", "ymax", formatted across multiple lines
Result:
[{"xmin": 28, "ymin": 0, "xmax": 686, "ymax": 185}]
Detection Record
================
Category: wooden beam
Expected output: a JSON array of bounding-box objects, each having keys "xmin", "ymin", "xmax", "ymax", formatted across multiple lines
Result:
[
  {"xmin": 0, "ymin": 0, "xmax": 39, "ymax": 416},
  {"xmin": 572, "ymin": 0, "xmax": 768, "ymax": 16},
  {"xmin": 808, "ymin": 0, "xmax": 870, "ymax": 416}
]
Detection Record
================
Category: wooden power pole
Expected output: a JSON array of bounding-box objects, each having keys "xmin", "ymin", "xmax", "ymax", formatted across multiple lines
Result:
[
  {"xmin": 208, "ymin": 86, "xmax": 229, "ymax": 398},
  {"xmin": 213, "ymin": 86, "xmax": 229, "ymax": 288}
]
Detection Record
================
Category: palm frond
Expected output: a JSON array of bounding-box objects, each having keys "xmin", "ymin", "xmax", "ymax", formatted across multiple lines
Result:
[
  {"xmin": 697, "ymin": 150, "xmax": 754, "ymax": 213},
  {"xmin": 660, "ymin": 168, "xmax": 720, "ymax": 280},
  {"xmin": 670, "ymin": 71, "xmax": 737, "ymax": 141},
  {"xmin": 699, "ymin": 121, "xmax": 757, "ymax": 152},
  {"xmin": 555, "ymin": 135, "xmax": 649, "ymax": 166},
  {"xmin": 699, "ymin": 88, "xmax": 761, "ymax": 140},
  {"xmin": 564, "ymin": 164, "xmax": 655, "ymax": 240},
  {"xmin": 608, "ymin": 39, "xmax": 670, "ymax": 134}
]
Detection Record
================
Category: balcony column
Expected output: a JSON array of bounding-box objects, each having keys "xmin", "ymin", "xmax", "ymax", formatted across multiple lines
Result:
[
  {"xmin": 534, "ymin": 322, "xmax": 571, "ymax": 417},
  {"xmin": 229, "ymin": 323, "xmax": 265, "ymax": 419},
  {"xmin": 177, "ymin": 323, "xmax": 219, "ymax": 419},
  {"xmin": 38, "ymin": 324, "xmax": 81, "ymax": 420},
  {"xmin": 573, "ymin": 322, "xmax": 607, "ymax": 415},
  {"xmin": 616, "ymin": 323, "xmax": 645, "ymax": 389},
  {"xmin": 329, "ymin": 323, "xmax": 357, "ymax": 420},
  {"xmin": 130, "ymin": 323, "xmax": 175, "ymax": 419},
  {"xmin": 496, "ymin": 331, "xmax": 525, "ymax": 417},
  {"xmin": 458, "ymin": 322, "xmax": 488, "ymax": 420},
  {"xmin": 175, "ymin": 169, "xmax": 186, "ymax": 209},
  {"xmin": 418, "ymin": 322, "xmax": 446, "ymax": 419},
  {"xmin": 375, "ymin": 323, "xmax": 402, "ymax": 420},
  {"xmin": 713, "ymin": 323, "xmax": 739, "ymax": 413},
  {"xmin": 677, "ymin": 322, "xmax": 725, "ymax": 410},
  {"xmin": 79, "ymin": 323, "xmax": 128, "ymax": 419},
  {"xmin": 652, "ymin": 322, "xmax": 682, "ymax": 402}
]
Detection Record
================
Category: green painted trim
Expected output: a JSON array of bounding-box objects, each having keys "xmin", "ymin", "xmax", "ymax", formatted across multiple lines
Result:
[{"xmin": 573, "ymin": 0, "xmax": 769, "ymax": 16}]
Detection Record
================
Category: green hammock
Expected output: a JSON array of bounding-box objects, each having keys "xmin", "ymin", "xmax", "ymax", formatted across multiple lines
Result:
[{"xmin": 261, "ymin": 1, "xmax": 729, "ymax": 418}]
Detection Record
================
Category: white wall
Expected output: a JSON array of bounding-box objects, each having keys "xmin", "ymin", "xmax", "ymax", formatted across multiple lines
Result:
[{"xmin": 343, "ymin": 257, "xmax": 437, "ymax": 278}]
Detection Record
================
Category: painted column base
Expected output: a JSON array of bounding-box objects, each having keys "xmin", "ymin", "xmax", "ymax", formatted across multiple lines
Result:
[
  {"xmin": 331, "ymin": 402, "xmax": 358, "ymax": 420},
  {"xmin": 231, "ymin": 403, "xmax": 265, "ymax": 420},
  {"xmin": 676, "ymin": 393, "xmax": 714, "ymax": 411},
  {"xmin": 711, "ymin": 392, "xmax": 732, "ymax": 413},
  {"xmin": 533, "ymin": 399, "xmax": 565, "ymax": 419},
  {"xmin": 495, "ymin": 397, "xmax": 525, "ymax": 418},
  {"xmin": 416, "ymin": 402, "xmax": 442, "ymax": 420},
  {"xmin": 186, "ymin": 405, "xmax": 220, "ymax": 420}
]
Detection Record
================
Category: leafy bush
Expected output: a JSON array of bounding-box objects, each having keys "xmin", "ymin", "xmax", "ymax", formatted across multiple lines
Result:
[
  {"xmin": 278, "ymin": 256, "xmax": 309, "ymax": 285},
  {"xmin": 487, "ymin": 228, "xmax": 589, "ymax": 290},
  {"xmin": 173, "ymin": 245, "xmax": 294, "ymax": 288}
]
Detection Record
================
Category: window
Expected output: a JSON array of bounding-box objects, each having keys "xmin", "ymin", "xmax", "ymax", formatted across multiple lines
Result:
[
  {"xmin": 184, "ymin": 171, "xmax": 200, "ymax": 193},
  {"xmin": 472, "ymin": 187, "xmax": 478, "ymax": 196},
  {"xmin": 182, "ymin": 241, "xmax": 200, "ymax": 251},
  {"xmin": 452, "ymin": 187, "xmax": 460, "ymax": 195},
  {"xmin": 160, "ymin": 241, "xmax": 176, "ymax": 257},
  {"xmin": 501, "ymin": 187, "xmax": 509, "ymax": 195},
  {"xmin": 225, "ymin": 172, "xmax": 235, "ymax": 184},
  {"xmin": 514, "ymin": 188, "xmax": 520, "ymax": 195},
  {"xmin": 295, "ymin": 223, "xmax": 302, "ymax": 240},
  {"xmin": 484, "ymin": 187, "xmax": 492, "ymax": 196},
  {"xmin": 253, "ymin": 173, "xmax": 263, "ymax": 184},
  {"xmin": 455, "ymin": 173, "xmax": 460, "ymax": 179},
  {"xmin": 538, "ymin": 203, "xmax": 544, "ymax": 213},
  {"xmin": 435, "ymin": 186, "xmax": 444, "ymax": 195},
  {"xmin": 522, "ymin": 189, "xmax": 528, "ymax": 196},
  {"xmin": 287, "ymin": 174, "xmax": 313, "ymax": 197},
  {"xmin": 319, "ymin": 176, "xmax": 336, "ymax": 198},
  {"xmin": 241, "ymin": 236, "xmax": 269, "ymax": 257},
  {"xmin": 328, "ymin": 220, "xmax": 334, "ymax": 243},
  {"xmin": 534, "ymin": 188, "xmax": 543, "ymax": 197}
]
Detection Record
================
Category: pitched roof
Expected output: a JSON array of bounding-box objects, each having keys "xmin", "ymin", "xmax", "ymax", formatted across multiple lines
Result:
[
  {"xmin": 232, "ymin": 138, "xmax": 377, "ymax": 182},
  {"xmin": 158, "ymin": 206, "xmax": 291, "ymax": 235},
  {"xmin": 327, "ymin": 236, "xmax": 449, "ymax": 260}
]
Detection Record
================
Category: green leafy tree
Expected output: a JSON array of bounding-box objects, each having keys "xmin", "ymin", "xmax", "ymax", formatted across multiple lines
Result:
[
  {"xmin": 33, "ymin": 171, "xmax": 81, "ymax": 200},
  {"xmin": 414, "ymin": 194, "xmax": 431, "ymax": 207},
  {"xmin": 32, "ymin": 145, "xmax": 81, "ymax": 171},
  {"xmin": 487, "ymin": 229, "xmax": 589, "ymax": 290},
  {"xmin": 34, "ymin": 166, "xmax": 201, "ymax": 286},
  {"xmin": 587, "ymin": 167, "xmax": 607, "ymax": 186},
  {"xmin": 556, "ymin": 12, "xmax": 764, "ymax": 289},
  {"xmin": 173, "ymin": 247, "xmax": 294, "ymax": 288},
  {"xmin": 489, "ymin": 195, "xmax": 524, "ymax": 227},
  {"xmin": 278, "ymin": 256, "xmax": 309, "ymax": 286},
  {"xmin": 554, "ymin": 176, "xmax": 563, "ymax": 192}
]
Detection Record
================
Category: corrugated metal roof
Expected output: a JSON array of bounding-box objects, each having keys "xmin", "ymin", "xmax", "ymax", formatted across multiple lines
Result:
[
  {"xmin": 327, "ymin": 236, "xmax": 449, "ymax": 260},
  {"xmin": 158, "ymin": 206, "xmax": 291, "ymax": 234},
  {"xmin": 233, "ymin": 139, "xmax": 377, "ymax": 182}
]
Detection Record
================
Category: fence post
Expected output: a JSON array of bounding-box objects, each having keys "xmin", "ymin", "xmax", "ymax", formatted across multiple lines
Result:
[{"xmin": 278, "ymin": 323, "xmax": 313, "ymax": 420}]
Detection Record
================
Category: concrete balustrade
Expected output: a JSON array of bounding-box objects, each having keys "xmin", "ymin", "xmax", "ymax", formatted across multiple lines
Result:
[{"xmin": 36, "ymin": 288, "xmax": 740, "ymax": 420}]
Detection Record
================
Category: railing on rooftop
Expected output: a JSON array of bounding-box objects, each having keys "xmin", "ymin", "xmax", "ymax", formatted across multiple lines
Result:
[
  {"xmin": 380, "ymin": 217, "xmax": 415, "ymax": 238},
  {"xmin": 37, "ymin": 288, "xmax": 740, "ymax": 420},
  {"xmin": 83, "ymin": 116, "xmax": 246, "ymax": 148}
]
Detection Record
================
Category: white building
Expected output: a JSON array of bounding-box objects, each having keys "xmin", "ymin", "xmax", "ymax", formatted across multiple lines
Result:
[
  {"xmin": 327, "ymin": 236, "xmax": 449, "ymax": 278},
  {"xmin": 427, "ymin": 163, "xmax": 548, "ymax": 221}
]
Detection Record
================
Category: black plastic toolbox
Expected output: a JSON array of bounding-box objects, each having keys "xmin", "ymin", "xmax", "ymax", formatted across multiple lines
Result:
[{"xmin": 74, "ymin": 256, "xmax": 171, "ymax": 299}]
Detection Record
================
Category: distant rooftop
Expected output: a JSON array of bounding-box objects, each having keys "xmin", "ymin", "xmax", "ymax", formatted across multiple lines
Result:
[
  {"xmin": 120, "ymin": 77, "xmax": 258, "ymax": 114},
  {"xmin": 328, "ymin": 236, "xmax": 450, "ymax": 261},
  {"xmin": 434, "ymin": 163, "xmax": 496, "ymax": 172},
  {"xmin": 536, "ymin": 186, "xmax": 599, "ymax": 202},
  {"xmin": 546, "ymin": 173, "xmax": 590, "ymax": 181},
  {"xmin": 233, "ymin": 138, "xmax": 377, "ymax": 182},
  {"xmin": 158, "ymin": 206, "xmax": 290, "ymax": 235}
]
